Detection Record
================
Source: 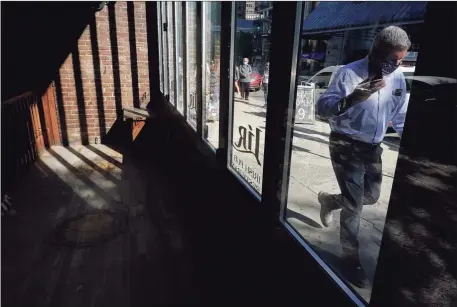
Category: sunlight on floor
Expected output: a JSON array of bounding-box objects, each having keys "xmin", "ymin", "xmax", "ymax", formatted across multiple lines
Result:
[{"xmin": 40, "ymin": 145, "xmax": 124, "ymax": 211}]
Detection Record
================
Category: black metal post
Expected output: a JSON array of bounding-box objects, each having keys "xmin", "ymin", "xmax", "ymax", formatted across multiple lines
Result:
[
  {"xmin": 149, "ymin": 1, "xmax": 162, "ymax": 99},
  {"xmin": 370, "ymin": 2, "xmax": 457, "ymax": 306},
  {"xmin": 216, "ymin": 1, "xmax": 235, "ymax": 164},
  {"xmin": 261, "ymin": 2, "xmax": 304, "ymax": 226}
]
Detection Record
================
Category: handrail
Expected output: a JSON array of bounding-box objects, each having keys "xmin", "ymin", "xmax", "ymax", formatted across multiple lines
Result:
[{"xmin": 2, "ymin": 91, "xmax": 34, "ymax": 105}]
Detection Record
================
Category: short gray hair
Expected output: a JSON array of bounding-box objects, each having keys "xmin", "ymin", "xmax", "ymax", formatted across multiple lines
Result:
[{"xmin": 372, "ymin": 26, "xmax": 411, "ymax": 52}]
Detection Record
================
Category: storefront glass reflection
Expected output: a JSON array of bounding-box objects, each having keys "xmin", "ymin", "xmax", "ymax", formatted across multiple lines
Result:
[
  {"xmin": 175, "ymin": 3, "xmax": 184, "ymax": 114},
  {"xmin": 161, "ymin": 3, "xmax": 169, "ymax": 97},
  {"xmin": 228, "ymin": 2, "xmax": 272, "ymax": 195},
  {"xmin": 284, "ymin": 1, "xmax": 426, "ymax": 303},
  {"xmin": 167, "ymin": 2, "xmax": 175, "ymax": 105},
  {"xmin": 157, "ymin": 2, "xmax": 164, "ymax": 94},
  {"xmin": 202, "ymin": 1, "xmax": 221, "ymax": 148},
  {"xmin": 186, "ymin": 2, "xmax": 198, "ymax": 130}
]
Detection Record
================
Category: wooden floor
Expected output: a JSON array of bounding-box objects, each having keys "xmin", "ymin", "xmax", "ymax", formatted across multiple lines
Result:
[
  {"xmin": 1, "ymin": 127, "xmax": 357, "ymax": 307},
  {"xmin": 1, "ymin": 145, "xmax": 195, "ymax": 307}
]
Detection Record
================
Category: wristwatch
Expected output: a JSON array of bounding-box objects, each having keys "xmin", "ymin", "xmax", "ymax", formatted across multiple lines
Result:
[{"xmin": 338, "ymin": 96, "xmax": 349, "ymax": 112}]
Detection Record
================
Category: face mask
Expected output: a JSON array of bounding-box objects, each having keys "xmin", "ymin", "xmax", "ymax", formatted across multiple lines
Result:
[
  {"xmin": 380, "ymin": 60, "xmax": 400, "ymax": 76},
  {"xmin": 243, "ymin": 61, "xmax": 248, "ymax": 65}
]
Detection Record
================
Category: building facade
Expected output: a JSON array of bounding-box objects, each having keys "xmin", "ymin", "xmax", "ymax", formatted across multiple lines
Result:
[
  {"xmin": 237, "ymin": 1, "xmax": 260, "ymax": 20},
  {"xmin": 300, "ymin": 1, "xmax": 425, "ymax": 76}
]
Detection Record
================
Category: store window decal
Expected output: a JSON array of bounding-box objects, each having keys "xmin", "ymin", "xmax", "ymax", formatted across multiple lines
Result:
[{"xmin": 228, "ymin": 1, "xmax": 273, "ymax": 195}]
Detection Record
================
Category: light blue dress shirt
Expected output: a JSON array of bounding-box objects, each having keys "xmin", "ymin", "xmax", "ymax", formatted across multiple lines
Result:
[{"xmin": 316, "ymin": 57, "xmax": 408, "ymax": 144}]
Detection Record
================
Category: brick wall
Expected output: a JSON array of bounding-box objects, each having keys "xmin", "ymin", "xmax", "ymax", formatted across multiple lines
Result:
[{"xmin": 56, "ymin": 2, "xmax": 150, "ymax": 145}]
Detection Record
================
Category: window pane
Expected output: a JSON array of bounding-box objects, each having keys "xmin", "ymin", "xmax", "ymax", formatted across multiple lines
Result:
[
  {"xmin": 228, "ymin": 2, "xmax": 271, "ymax": 195},
  {"xmin": 284, "ymin": 1, "xmax": 424, "ymax": 303},
  {"xmin": 186, "ymin": 2, "xmax": 198, "ymax": 129},
  {"xmin": 161, "ymin": 3, "xmax": 168, "ymax": 96},
  {"xmin": 176, "ymin": 3, "xmax": 184, "ymax": 114},
  {"xmin": 167, "ymin": 2, "xmax": 175, "ymax": 105},
  {"xmin": 202, "ymin": 1, "xmax": 221, "ymax": 148},
  {"xmin": 157, "ymin": 2, "xmax": 164, "ymax": 94}
]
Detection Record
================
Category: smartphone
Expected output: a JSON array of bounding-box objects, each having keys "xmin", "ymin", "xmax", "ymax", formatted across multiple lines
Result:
[{"xmin": 356, "ymin": 78, "xmax": 384, "ymax": 91}]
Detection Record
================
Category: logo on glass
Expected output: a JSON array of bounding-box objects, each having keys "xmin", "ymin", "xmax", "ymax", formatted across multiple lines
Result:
[{"xmin": 233, "ymin": 125, "xmax": 262, "ymax": 166}]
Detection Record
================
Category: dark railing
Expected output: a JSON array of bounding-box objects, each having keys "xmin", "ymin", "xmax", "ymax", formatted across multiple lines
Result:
[{"xmin": 1, "ymin": 85, "xmax": 60, "ymax": 197}]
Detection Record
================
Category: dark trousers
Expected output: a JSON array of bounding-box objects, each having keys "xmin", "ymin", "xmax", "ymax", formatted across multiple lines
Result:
[
  {"xmin": 329, "ymin": 132, "xmax": 383, "ymax": 258},
  {"xmin": 240, "ymin": 81, "xmax": 250, "ymax": 99}
]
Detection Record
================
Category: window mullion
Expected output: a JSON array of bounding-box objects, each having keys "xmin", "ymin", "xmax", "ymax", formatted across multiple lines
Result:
[
  {"xmin": 195, "ymin": 1, "xmax": 203, "ymax": 137},
  {"xmin": 261, "ymin": 2, "xmax": 304, "ymax": 225},
  {"xmin": 182, "ymin": 2, "xmax": 188, "ymax": 119},
  {"xmin": 172, "ymin": 2, "xmax": 178, "ymax": 107},
  {"xmin": 162, "ymin": 3, "xmax": 169, "ymax": 98},
  {"xmin": 216, "ymin": 1, "xmax": 235, "ymax": 161},
  {"xmin": 156, "ymin": 2, "xmax": 164, "ymax": 95}
]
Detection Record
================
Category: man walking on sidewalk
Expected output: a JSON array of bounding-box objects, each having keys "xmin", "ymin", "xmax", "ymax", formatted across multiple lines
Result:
[
  {"xmin": 239, "ymin": 58, "xmax": 252, "ymax": 101},
  {"xmin": 316, "ymin": 26, "xmax": 410, "ymax": 288}
]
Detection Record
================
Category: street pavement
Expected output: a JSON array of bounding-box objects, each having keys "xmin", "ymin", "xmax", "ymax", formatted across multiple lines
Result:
[{"xmin": 206, "ymin": 90, "xmax": 401, "ymax": 302}]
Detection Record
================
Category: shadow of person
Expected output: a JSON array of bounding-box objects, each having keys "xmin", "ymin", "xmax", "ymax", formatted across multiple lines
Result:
[{"xmin": 286, "ymin": 208, "xmax": 322, "ymax": 228}]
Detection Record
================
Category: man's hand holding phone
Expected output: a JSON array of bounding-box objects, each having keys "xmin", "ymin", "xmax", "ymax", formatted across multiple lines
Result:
[{"xmin": 347, "ymin": 78, "xmax": 386, "ymax": 106}]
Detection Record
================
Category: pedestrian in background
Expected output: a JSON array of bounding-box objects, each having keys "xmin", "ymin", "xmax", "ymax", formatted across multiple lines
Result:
[
  {"xmin": 239, "ymin": 58, "xmax": 252, "ymax": 101},
  {"xmin": 262, "ymin": 62, "xmax": 270, "ymax": 107},
  {"xmin": 316, "ymin": 26, "xmax": 410, "ymax": 288}
]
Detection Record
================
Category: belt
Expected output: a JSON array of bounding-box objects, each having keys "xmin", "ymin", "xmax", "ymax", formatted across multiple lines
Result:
[{"xmin": 330, "ymin": 131, "xmax": 381, "ymax": 148}]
